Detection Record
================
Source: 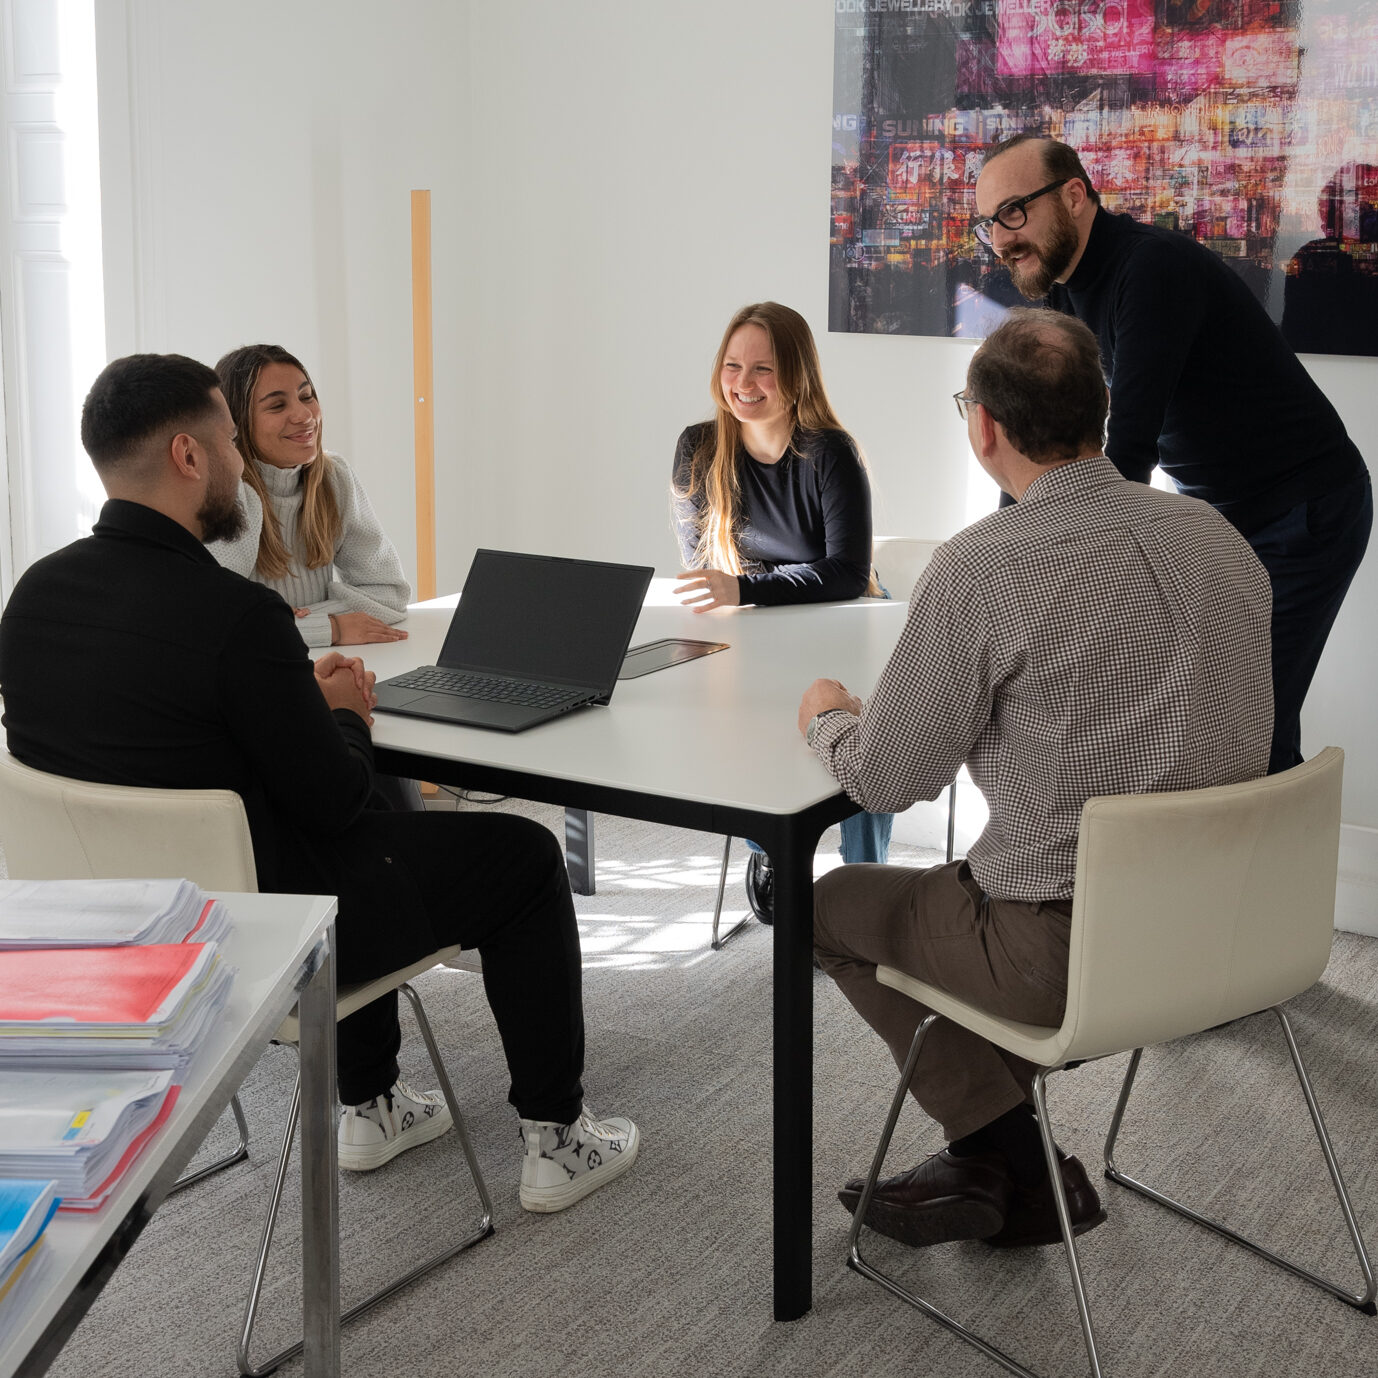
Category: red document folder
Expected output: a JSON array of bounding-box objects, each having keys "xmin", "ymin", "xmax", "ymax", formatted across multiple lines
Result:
[{"xmin": 0, "ymin": 945, "xmax": 206, "ymax": 1026}]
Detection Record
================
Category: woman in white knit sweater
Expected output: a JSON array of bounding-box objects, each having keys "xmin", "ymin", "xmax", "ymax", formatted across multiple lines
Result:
[
  {"xmin": 208, "ymin": 343, "xmax": 410, "ymax": 649},
  {"xmin": 211, "ymin": 344, "xmax": 421, "ymax": 811}
]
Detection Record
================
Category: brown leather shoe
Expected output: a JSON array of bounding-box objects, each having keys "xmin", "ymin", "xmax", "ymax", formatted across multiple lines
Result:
[
  {"xmin": 984, "ymin": 1153, "xmax": 1106, "ymax": 1249},
  {"xmin": 838, "ymin": 1149, "xmax": 1012, "ymax": 1247}
]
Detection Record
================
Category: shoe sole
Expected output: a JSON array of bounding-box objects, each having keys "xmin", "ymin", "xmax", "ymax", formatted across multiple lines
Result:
[
  {"xmin": 841, "ymin": 1191, "xmax": 1006, "ymax": 1248},
  {"xmin": 519, "ymin": 1124, "xmax": 641, "ymax": 1213},
  {"xmin": 338, "ymin": 1107, "xmax": 453, "ymax": 1172},
  {"xmin": 984, "ymin": 1205, "xmax": 1107, "ymax": 1249}
]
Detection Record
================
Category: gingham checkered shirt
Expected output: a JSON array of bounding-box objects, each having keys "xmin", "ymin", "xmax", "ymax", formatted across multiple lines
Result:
[{"xmin": 811, "ymin": 458, "xmax": 1273, "ymax": 902}]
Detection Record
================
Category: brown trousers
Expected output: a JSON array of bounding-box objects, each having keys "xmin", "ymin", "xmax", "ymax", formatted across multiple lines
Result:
[{"xmin": 813, "ymin": 860, "xmax": 1072, "ymax": 1142}]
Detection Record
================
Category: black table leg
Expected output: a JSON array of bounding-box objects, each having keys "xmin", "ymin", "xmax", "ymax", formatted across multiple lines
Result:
[
  {"xmin": 565, "ymin": 807, "xmax": 595, "ymax": 895},
  {"xmin": 770, "ymin": 824, "xmax": 815, "ymax": 1321}
]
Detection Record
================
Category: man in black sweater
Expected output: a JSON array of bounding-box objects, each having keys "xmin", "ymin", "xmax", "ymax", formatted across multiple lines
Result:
[
  {"xmin": 974, "ymin": 134, "xmax": 1372, "ymax": 773},
  {"xmin": 0, "ymin": 354, "xmax": 639, "ymax": 1213}
]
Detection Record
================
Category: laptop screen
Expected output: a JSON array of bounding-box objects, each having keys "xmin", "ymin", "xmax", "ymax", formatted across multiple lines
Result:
[{"xmin": 437, "ymin": 550, "xmax": 653, "ymax": 691}]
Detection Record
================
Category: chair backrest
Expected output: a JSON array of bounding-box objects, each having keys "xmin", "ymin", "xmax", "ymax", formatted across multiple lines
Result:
[
  {"xmin": 0, "ymin": 751, "xmax": 258, "ymax": 893},
  {"xmin": 1057, "ymin": 747, "xmax": 1343, "ymax": 1063},
  {"xmin": 871, "ymin": 537, "xmax": 944, "ymax": 602}
]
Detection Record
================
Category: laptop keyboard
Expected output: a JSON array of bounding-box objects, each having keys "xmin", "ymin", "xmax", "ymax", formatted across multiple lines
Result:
[{"xmin": 388, "ymin": 666, "xmax": 588, "ymax": 710}]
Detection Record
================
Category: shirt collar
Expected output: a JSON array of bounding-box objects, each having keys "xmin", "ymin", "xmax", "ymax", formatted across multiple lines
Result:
[
  {"xmin": 253, "ymin": 457, "xmax": 309, "ymax": 495},
  {"xmin": 1062, "ymin": 206, "xmax": 1114, "ymax": 294},
  {"xmin": 1018, "ymin": 455, "xmax": 1124, "ymax": 506},
  {"xmin": 92, "ymin": 499, "xmax": 218, "ymax": 565}
]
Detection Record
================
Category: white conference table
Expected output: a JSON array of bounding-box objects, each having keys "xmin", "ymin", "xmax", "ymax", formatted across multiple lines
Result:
[
  {"xmin": 0, "ymin": 892, "xmax": 339, "ymax": 1378},
  {"xmin": 361, "ymin": 578, "xmax": 908, "ymax": 1320}
]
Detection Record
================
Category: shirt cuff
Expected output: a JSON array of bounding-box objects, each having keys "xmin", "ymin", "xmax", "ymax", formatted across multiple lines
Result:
[
  {"xmin": 807, "ymin": 707, "xmax": 854, "ymax": 750},
  {"xmin": 295, "ymin": 610, "xmax": 333, "ymax": 648}
]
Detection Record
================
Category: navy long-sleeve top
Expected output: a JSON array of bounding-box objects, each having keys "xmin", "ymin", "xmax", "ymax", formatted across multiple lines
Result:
[
  {"xmin": 1049, "ymin": 208, "xmax": 1367, "ymax": 535},
  {"xmin": 671, "ymin": 421, "xmax": 873, "ymax": 605}
]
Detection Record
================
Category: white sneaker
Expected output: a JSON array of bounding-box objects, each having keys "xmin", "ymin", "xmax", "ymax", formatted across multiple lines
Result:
[
  {"xmin": 518, "ymin": 1107, "xmax": 640, "ymax": 1212},
  {"xmin": 337, "ymin": 1079, "xmax": 452, "ymax": 1171}
]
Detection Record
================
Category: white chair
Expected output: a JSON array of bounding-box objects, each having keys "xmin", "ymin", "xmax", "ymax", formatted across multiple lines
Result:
[
  {"xmin": 846, "ymin": 747, "xmax": 1374, "ymax": 1378},
  {"xmin": 709, "ymin": 538, "xmax": 959, "ymax": 947},
  {"xmin": 871, "ymin": 536, "xmax": 943, "ymax": 604},
  {"xmin": 0, "ymin": 752, "xmax": 493, "ymax": 1377}
]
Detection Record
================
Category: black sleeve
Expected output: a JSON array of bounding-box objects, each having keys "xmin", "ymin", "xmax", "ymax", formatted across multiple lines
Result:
[
  {"xmin": 1099, "ymin": 238, "xmax": 1207, "ymax": 486},
  {"xmin": 217, "ymin": 594, "xmax": 376, "ymax": 836},
  {"xmin": 739, "ymin": 431, "xmax": 874, "ymax": 605},
  {"xmin": 670, "ymin": 424, "xmax": 709, "ymax": 568}
]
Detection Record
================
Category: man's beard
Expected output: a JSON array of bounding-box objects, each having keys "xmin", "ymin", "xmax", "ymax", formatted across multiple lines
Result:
[
  {"xmin": 198, "ymin": 483, "xmax": 247, "ymax": 544},
  {"xmin": 1002, "ymin": 200, "xmax": 1079, "ymax": 300}
]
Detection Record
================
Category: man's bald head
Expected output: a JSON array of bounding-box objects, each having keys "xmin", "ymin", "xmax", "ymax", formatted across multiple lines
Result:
[{"xmin": 967, "ymin": 310, "xmax": 1107, "ymax": 464}]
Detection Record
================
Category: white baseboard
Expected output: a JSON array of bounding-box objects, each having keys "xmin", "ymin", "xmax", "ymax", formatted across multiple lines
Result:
[{"xmin": 1336, "ymin": 823, "xmax": 1378, "ymax": 937}]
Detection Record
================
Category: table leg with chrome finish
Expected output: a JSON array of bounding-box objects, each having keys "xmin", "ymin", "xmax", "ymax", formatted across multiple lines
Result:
[{"xmin": 297, "ymin": 929, "xmax": 340, "ymax": 1378}]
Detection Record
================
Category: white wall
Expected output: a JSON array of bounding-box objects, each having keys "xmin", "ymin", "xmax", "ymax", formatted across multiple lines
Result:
[
  {"xmin": 95, "ymin": 0, "xmax": 471, "ymax": 588},
  {"xmin": 94, "ymin": 1, "xmax": 1378, "ymax": 922}
]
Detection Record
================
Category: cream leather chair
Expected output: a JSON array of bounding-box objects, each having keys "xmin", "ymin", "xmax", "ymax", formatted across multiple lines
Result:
[
  {"xmin": 846, "ymin": 747, "xmax": 1374, "ymax": 1378},
  {"xmin": 0, "ymin": 752, "xmax": 492, "ymax": 1377}
]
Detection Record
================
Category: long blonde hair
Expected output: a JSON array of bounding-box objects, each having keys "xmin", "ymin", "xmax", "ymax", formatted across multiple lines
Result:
[
  {"xmin": 214, "ymin": 344, "xmax": 340, "ymax": 578},
  {"xmin": 677, "ymin": 302, "xmax": 879, "ymax": 593}
]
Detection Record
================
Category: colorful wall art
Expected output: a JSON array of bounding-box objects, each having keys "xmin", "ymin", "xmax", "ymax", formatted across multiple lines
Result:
[{"xmin": 829, "ymin": 0, "xmax": 1378, "ymax": 355}]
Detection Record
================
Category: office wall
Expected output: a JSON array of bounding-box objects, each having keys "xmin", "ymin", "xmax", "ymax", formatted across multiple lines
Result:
[
  {"xmin": 94, "ymin": 0, "xmax": 471, "ymax": 590},
  {"xmin": 94, "ymin": 1, "xmax": 1378, "ymax": 928}
]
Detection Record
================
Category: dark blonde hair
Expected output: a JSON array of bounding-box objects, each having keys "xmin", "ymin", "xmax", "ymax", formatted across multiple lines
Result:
[
  {"xmin": 214, "ymin": 344, "xmax": 339, "ymax": 578},
  {"xmin": 678, "ymin": 302, "xmax": 879, "ymax": 592}
]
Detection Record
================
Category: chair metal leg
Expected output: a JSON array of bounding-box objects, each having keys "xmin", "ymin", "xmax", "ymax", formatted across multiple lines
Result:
[
  {"xmin": 710, "ymin": 835, "xmax": 750, "ymax": 950},
  {"xmin": 945, "ymin": 779, "xmax": 958, "ymax": 864},
  {"xmin": 171, "ymin": 1092, "xmax": 249, "ymax": 1194},
  {"xmin": 846, "ymin": 1015, "xmax": 1055, "ymax": 1378},
  {"xmin": 237, "ymin": 983, "xmax": 495, "ymax": 1376},
  {"xmin": 1104, "ymin": 1012, "xmax": 1376, "ymax": 1314},
  {"xmin": 1032, "ymin": 1071, "xmax": 1104, "ymax": 1377}
]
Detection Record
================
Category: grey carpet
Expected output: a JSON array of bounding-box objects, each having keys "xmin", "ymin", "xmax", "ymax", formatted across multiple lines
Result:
[{"xmin": 36, "ymin": 797, "xmax": 1378, "ymax": 1378}]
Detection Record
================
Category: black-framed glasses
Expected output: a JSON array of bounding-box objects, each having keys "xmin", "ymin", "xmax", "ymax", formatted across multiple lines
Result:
[
  {"xmin": 972, "ymin": 178, "xmax": 1070, "ymax": 246},
  {"xmin": 953, "ymin": 391, "xmax": 978, "ymax": 421}
]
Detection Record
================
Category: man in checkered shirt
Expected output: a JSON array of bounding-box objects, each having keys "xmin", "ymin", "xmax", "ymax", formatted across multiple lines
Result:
[{"xmin": 800, "ymin": 309, "xmax": 1272, "ymax": 1251}]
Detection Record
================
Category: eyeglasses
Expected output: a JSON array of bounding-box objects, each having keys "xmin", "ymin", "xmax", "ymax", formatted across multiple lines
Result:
[
  {"xmin": 953, "ymin": 391, "xmax": 978, "ymax": 421},
  {"xmin": 971, "ymin": 178, "xmax": 1070, "ymax": 246}
]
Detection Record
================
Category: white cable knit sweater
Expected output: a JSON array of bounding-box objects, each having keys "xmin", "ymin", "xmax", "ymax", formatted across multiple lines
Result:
[{"xmin": 207, "ymin": 452, "xmax": 411, "ymax": 648}]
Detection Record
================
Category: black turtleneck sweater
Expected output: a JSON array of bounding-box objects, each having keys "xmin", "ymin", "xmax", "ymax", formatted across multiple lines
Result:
[{"xmin": 1049, "ymin": 208, "xmax": 1367, "ymax": 536}]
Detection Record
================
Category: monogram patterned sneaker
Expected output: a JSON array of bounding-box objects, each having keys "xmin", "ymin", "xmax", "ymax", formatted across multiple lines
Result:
[
  {"xmin": 518, "ymin": 1107, "xmax": 640, "ymax": 1212},
  {"xmin": 337, "ymin": 1079, "xmax": 453, "ymax": 1171}
]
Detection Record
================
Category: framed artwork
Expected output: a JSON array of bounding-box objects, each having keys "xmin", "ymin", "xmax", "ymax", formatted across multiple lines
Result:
[{"xmin": 829, "ymin": 0, "xmax": 1378, "ymax": 356}]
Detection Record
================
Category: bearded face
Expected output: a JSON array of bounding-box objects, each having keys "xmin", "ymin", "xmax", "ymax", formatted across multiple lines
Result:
[
  {"xmin": 998, "ymin": 193, "xmax": 1081, "ymax": 301},
  {"xmin": 197, "ymin": 447, "xmax": 247, "ymax": 544}
]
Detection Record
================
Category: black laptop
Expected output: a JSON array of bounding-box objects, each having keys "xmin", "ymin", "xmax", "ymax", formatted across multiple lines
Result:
[{"xmin": 373, "ymin": 549, "xmax": 654, "ymax": 732}]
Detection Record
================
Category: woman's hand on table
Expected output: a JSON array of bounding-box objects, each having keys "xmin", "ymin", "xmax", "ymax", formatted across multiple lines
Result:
[
  {"xmin": 673, "ymin": 569, "xmax": 740, "ymax": 612},
  {"xmin": 328, "ymin": 611, "xmax": 409, "ymax": 645}
]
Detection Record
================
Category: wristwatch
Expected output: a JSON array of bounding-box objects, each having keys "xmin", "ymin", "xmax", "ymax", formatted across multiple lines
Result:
[{"xmin": 806, "ymin": 709, "xmax": 847, "ymax": 748}]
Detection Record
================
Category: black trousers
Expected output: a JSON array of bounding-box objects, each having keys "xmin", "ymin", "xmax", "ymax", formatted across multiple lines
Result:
[
  {"xmin": 1248, "ymin": 471, "xmax": 1373, "ymax": 775},
  {"xmin": 327, "ymin": 809, "xmax": 585, "ymax": 1124}
]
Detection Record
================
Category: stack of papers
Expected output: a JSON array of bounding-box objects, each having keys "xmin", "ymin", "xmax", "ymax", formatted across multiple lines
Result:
[
  {"xmin": 0, "ymin": 878, "xmax": 228, "ymax": 949},
  {"xmin": 0, "ymin": 944, "xmax": 233, "ymax": 1073},
  {"xmin": 0, "ymin": 1070, "xmax": 178, "ymax": 1211},
  {"xmin": 0, "ymin": 880, "xmax": 236, "ymax": 1215},
  {"xmin": 0, "ymin": 1178, "xmax": 59, "ymax": 1306}
]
